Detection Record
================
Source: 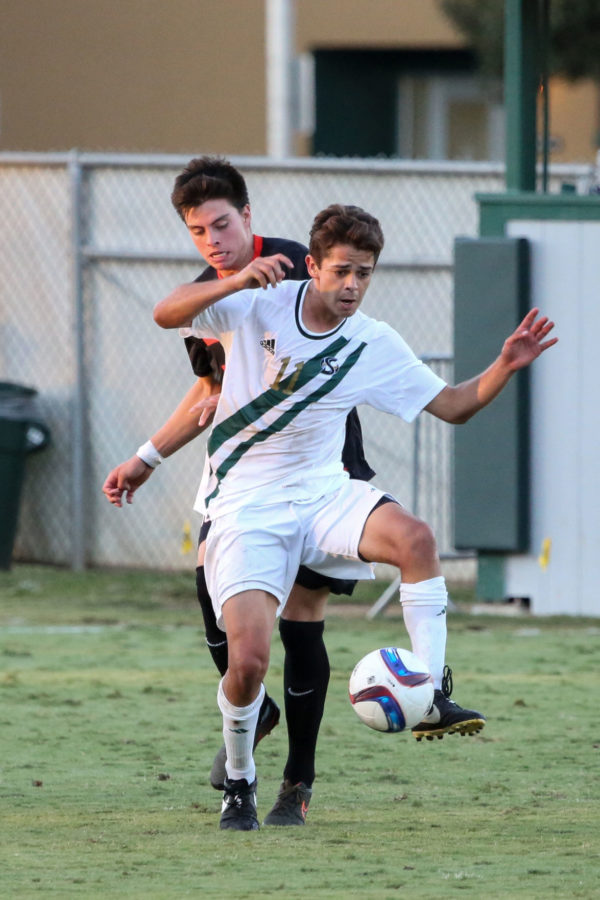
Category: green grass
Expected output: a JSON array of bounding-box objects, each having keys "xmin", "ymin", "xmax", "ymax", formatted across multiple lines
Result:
[{"xmin": 1, "ymin": 565, "xmax": 599, "ymax": 898}]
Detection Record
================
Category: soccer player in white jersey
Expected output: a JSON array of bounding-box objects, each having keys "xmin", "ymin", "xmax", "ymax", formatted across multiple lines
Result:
[
  {"xmin": 104, "ymin": 159, "xmax": 376, "ymax": 825},
  {"xmin": 155, "ymin": 204, "xmax": 557, "ymax": 831}
]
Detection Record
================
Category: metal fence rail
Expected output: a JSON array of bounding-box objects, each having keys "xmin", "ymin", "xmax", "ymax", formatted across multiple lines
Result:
[{"xmin": 1, "ymin": 153, "xmax": 591, "ymax": 575}]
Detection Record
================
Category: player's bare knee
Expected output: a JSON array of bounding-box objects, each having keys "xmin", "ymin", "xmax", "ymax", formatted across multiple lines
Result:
[
  {"xmin": 396, "ymin": 519, "xmax": 437, "ymax": 569},
  {"xmin": 229, "ymin": 651, "xmax": 268, "ymax": 697}
]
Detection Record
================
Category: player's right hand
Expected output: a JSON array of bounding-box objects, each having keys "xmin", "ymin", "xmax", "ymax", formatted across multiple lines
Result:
[
  {"xmin": 234, "ymin": 254, "xmax": 294, "ymax": 290},
  {"xmin": 102, "ymin": 455, "xmax": 154, "ymax": 507}
]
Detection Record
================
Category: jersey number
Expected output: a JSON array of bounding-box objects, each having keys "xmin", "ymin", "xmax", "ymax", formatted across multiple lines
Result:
[{"xmin": 271, "ymin": 356, "xmax": 304, "ymax": 393}]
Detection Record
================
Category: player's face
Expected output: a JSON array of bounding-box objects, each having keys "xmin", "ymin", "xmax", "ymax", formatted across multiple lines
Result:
[
  {"xmin": 185, "ymin": 199, "xmax": 253, "ymax": 274},
  {"xmin": 306, "ymin": 244, "xmax": 375, "ymax": 327}
]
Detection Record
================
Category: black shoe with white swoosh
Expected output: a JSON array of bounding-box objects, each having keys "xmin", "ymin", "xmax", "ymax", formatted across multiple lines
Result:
[
  {"xmin": 220, "ymin": 777, "xmax": 259, "ymax": 831},
  {"xmin": 412, "ymin": 666, "xmax": 486, "ymax": 742}
]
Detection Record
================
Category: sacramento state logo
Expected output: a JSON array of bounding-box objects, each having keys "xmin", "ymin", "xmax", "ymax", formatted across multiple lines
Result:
[{"xmin": 321, "ymin": 356, "xmax": 339, "ymax": 375}]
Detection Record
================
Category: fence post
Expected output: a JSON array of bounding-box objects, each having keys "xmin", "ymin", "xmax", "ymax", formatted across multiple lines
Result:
[
  {"xmin": 412, "ymin": 416, "xmax": 421, "ymax": 518},
  {"xmin": 68, "ymin": 150, "xmax": 86, "ymax": 570}
]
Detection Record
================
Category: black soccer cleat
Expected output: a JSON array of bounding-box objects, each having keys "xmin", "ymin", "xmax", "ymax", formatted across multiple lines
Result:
[
  {"xmin": 210, "ymin": 695, "xmax": 280, "ymax": 790},
  {"xmin": 412, "ymin": 666, "xmax": 486, "ymax": 742},
  {"xmin": 219, "ymin": 777, "xmax": 259, "ymax": 831},
  {"xmin": 254, "ymin": 694, "xmax": 281, "ymax": 746},
  {"xmin": 210, "ymin": 745, "xmax": 228, "ymax": 792},
  {"xmin": 263, "ymin": 779, "xmax": 312, "ymax": 826}
]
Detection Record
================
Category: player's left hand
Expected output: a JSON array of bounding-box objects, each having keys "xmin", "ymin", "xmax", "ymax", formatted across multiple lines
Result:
[
  {"xmin": 501, "ymin": 308, "xmax": 558, "ymax": 371},
  {"xmin": 102, "ymin": 455, "xmax": 154, "ymax": 507},
  {"xmin": 189, "ymin": 392, "xmax": 220, "ymax": 426}
]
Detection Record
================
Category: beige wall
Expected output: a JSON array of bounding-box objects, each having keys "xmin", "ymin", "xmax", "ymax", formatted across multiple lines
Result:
[
  {"xmin": 548, "ymin": 79, "xmax": 599, "ymax": 164},
  {"xmin": 0, "ymin": 0, "xmax": 597, "ymax": 162},
  {"xmin": 296, "ymin": 0, "xmax": 461, "ymax": 49},
  {"xmin": 0, "ymin": 0, "xmax": 267, "ymax": 154}
]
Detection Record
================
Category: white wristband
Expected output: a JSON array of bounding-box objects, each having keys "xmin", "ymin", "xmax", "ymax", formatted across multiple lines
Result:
[{"xmin": 136, "ymin": 440, "xmax": 164, "ymax": 468}]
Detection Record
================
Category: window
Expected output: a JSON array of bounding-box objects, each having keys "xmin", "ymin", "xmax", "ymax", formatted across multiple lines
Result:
[
  {"xmin": 397, "ymin": 75, "xmax": 504, "ymax": 161},
  {"xmin": 313, "ymin": 49, "xmax": 504, "ymax": 162}
]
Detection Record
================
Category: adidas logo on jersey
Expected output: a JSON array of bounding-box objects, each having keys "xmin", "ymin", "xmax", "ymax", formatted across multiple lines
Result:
[{"xmin": 260, "ymin": 338, "xmax": 276, "ymax": 355}]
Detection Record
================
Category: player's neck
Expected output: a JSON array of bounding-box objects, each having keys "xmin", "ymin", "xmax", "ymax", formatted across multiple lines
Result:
[{"xmin": 302, "ymin": 281, "xmax": 345, "ymax": 333}]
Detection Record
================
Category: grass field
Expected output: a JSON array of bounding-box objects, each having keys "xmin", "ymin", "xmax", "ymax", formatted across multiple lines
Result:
[{"xmin": 1, "ymin": 565, "xmax": 599, "ymax": 899}]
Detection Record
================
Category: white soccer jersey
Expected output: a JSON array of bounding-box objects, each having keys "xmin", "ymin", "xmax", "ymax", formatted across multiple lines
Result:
[{"xmin": 186, "ymin": 279, "xmax": 446, "ymax": 518}]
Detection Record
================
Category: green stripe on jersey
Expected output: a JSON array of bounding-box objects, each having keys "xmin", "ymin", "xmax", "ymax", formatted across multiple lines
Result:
[
  {"xmin": 206, "ymin": 341, "xmax": 367, "ymax": 505},
  {"xmin": 208, "ymin": 335, "xmax": 350, "ymax": 456}
]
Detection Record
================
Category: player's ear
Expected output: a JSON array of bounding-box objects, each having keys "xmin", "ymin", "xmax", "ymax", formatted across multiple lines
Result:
[
  {"xmin": 241, "ymin": 204, "xmax": 251, "ymax": 226},
  {"xmin": 306, "ymin": 254, "xmax": 320, "ymax": 278}
]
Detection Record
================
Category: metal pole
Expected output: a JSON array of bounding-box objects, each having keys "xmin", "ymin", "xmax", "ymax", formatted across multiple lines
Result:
[
  {"xmin": 540, "ymin": 0, "xmax": 550, "ymax": 193},
  {"xmin": 504, "ymin": 0, "xmax": 539, "ymax": 192},
  {"xmin": 68, "ymin": 150, "xmax": 86, "ymax": 570},
  {"xmin": 412, "ymin": 416, "xmax": 421, "ymax": 518},
  {"xmin": 265, "ymin": 0, "xmax": 294, "ymax": 158}
]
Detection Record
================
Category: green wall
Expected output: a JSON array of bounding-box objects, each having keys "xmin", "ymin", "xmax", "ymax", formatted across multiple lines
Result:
[{"xmin": 453, "ymin": 237, "xmax": 531, "ymax": 552}]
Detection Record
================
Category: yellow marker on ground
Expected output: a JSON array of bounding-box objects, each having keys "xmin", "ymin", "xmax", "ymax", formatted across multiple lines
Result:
[
  {"xmin": 181, "ymin": 520, "xmax": 193, "ymax": 555},
  {"xmin": 538, "ymin": 537, "xmax": 551, "ymax": 570}
]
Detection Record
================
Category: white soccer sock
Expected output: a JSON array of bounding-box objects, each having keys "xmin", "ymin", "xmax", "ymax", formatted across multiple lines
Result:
[
  {"xmin": 399, "ymin": 576, "xmax": 448, "ymax": 690},
  {"xmin": 217, "ymin": 679, "xmax": 265, "ymax": 784}
]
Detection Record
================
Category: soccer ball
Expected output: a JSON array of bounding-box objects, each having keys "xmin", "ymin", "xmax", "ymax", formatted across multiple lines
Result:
[{"xmin": 348, "ymin": 647, "xmax": 434, "ymax": 733}]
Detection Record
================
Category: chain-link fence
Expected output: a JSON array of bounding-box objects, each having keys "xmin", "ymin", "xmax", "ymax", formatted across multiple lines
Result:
[{"xmin": 1, "ymin": 152, "xmax": 591, "ymax": 578}]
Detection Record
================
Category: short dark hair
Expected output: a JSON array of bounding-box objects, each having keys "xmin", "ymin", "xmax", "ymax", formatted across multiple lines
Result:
[
  {"xmin": 171, "ymin": 156, "xmax": 250, "ymax": 221},
  {"xmin": 308, "ymin": 204, "xmax": 385, "ymax": 265}
]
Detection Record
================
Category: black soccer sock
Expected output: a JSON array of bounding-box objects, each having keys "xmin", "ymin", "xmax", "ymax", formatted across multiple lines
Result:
[
  {"xmin": 195, "ymin": 566, "xmax": 228, "ymax": 677},
  {"xmin": 279, "ymin": 618, "xmax": 330, "ymax": 788}
]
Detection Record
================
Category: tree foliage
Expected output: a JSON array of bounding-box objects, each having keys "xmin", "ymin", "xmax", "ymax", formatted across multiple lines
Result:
[{"xmin": 438, "ymin": 0, "xmax": 600, "ymax": 82}]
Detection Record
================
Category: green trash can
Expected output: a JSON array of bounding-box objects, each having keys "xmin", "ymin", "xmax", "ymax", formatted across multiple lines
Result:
[{"xmin": 0, "ymin": 382, "xmax": 51, "ymax": 570}]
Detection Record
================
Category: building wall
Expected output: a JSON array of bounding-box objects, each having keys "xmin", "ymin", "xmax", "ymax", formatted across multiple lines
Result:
[
  {"xmin": 504, "ymin": 219, "xmax": 600, "ymax": 616},
  {"xmin": 0, "ymin": 0, "xmax": 597, "ymax": 162},
  {"xmin": 0, "ymin": 0, "xmax": 267, "ymax": 154},
  {"xmin": 295, "ymin": 0, "xmax": 460, "ymax": 48},
  {"xmin": 547, "ymin": 79, "xmax": 600, "ymax": 165}
]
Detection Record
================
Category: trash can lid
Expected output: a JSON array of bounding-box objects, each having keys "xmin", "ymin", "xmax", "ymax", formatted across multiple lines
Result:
[
  {"xmin": 0, "ymin": 394, "xmax": 40, "ymax": 422},
  {"xmin": 0, "ymin": 383, "xmax": 50, "ymax": 451},
  {"xmin": 0, "ymin": 381, "xmax": 37, "ymax": 399}
]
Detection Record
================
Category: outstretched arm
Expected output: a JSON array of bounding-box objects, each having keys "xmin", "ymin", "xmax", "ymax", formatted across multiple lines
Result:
[
  {"xmin": 102, "ymin": 376, "xmax": 220, "ymax": 507},
  {"xmin": 149, "ymin": 376, "xmax": 220, "ymax": 455},
  {"xmin": 153, "ymin": 253, "xmax": 294, "ymax": 329},
  {"xmin": 425, "ymin": 308, "xmax": 557, "ymax": 424}
]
